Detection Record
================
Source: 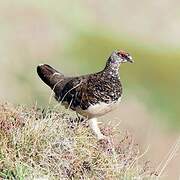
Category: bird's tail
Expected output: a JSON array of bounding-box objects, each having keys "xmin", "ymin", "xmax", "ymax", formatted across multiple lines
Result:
[{"xmin": 37, "ymin": 64, "xmax": 64, "ymax": 89}]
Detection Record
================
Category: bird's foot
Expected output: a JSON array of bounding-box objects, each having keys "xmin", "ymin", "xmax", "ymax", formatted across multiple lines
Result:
[{"xmin": 89, "ymin": 118, "xmax": 111, "ymax": 143}]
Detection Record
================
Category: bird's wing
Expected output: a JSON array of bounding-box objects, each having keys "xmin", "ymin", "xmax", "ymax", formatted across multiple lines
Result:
[
  {"xmin": 56, "ymin": 73, "xmax": 111, "ymax": 110},
  {"xmin": 55, "ymin": 76, "xmax": 89, "ymax": 110}
]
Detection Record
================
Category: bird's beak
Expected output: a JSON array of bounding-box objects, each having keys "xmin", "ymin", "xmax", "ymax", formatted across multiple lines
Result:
[{"xmin": 127, "ymin": 56, "xmax": 134, "ymax": 63}]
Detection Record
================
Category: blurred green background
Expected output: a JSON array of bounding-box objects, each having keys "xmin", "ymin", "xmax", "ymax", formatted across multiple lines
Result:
[{"xmin": 0, "ymin": 0, "xmax": 180, "ymax": 129}]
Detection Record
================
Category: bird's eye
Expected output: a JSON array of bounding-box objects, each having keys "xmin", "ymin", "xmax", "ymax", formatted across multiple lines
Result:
[
  {"xmin": 117, "ymin": 51, "xmax": 127, "ymax": 58},
  {"xmin": 121, "ymin": 54, "xmax": 126, "ymax": 58},
  {"xmin": 117, "ymin": 52, "xmax": 127, "ymax": 59}
]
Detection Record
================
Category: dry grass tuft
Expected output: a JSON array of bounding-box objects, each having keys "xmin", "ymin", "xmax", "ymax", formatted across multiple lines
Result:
[{"xmin": 0, "ymin": 102, "xmax": 157, "ymax": 179}]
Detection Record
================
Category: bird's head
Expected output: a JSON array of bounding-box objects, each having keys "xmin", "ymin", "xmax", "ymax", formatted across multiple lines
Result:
[{"xmin": 110, "ymin": 50, "xmax": 133, "ymax": 64}]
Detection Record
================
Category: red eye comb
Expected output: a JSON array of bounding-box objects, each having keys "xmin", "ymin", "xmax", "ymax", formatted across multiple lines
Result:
[
  {"xmin": 117, "ymin": 50, "xmax": 129, "ymax": 56},
  {"xmin": 117, "ymin": 50, "xmax": 133, "ymax": 63}
]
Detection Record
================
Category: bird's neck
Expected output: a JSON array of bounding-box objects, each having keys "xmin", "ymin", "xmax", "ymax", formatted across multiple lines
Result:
[{"xmin": 103, "ymin": 58, "xmax": 120, "ymax": 78}]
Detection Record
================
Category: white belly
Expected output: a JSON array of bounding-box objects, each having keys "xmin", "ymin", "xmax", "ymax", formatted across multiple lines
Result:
[{"xmin": 79, "ymin": 97, "xmax": 122, "ymax": 118}]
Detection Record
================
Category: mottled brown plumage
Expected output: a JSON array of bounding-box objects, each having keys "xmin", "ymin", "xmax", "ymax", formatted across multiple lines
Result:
[{"xmin": 37, "ymin": 50, "xmax": 133, "ymax": 139}]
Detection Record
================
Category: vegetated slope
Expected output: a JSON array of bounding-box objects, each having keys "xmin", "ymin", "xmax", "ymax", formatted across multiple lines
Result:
[{"xmin": 0, "ymin": 103, "xmax": 156, "ymax": 179}]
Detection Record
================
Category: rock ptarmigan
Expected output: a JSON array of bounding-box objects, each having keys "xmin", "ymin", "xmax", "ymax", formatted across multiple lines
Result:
[{"xmin": 37, "ymin": 50, "xmax": 133, "ymax": 139}]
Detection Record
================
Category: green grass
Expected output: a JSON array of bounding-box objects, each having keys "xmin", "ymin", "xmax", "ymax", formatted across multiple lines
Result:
[{"xmin": 0, "ymin": 102, "xmax": 156, "ymax": 179}]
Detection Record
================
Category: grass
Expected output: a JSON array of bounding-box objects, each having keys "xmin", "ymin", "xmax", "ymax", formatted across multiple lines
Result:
[{"xmin": 0, "ymin": 102, "xmax": 157, "ymax": 179}]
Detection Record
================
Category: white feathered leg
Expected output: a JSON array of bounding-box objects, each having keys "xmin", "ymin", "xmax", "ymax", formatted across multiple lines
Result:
[{"xmin": 89, "ymin": 118, "xmax": 106, "ymax": 140}]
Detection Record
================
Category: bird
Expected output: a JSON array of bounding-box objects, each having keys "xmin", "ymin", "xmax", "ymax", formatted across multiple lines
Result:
[{"xmin": 37, "ymin": 50, "xmax": 133, "ymax": 140}]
